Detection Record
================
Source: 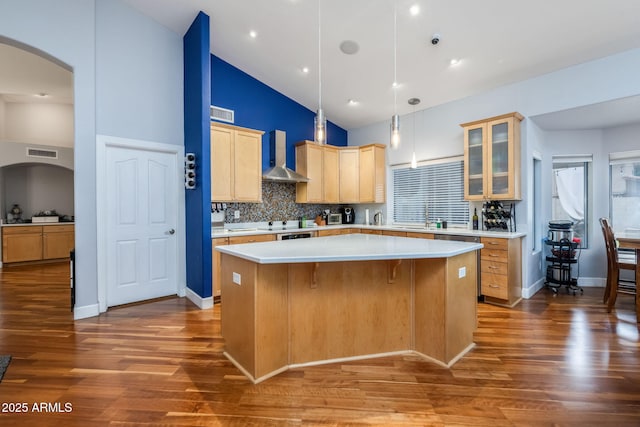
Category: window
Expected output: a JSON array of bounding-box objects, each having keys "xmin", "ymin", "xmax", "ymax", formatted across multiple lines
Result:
[
  {"xmin": 393, "ymin": 159, "xmax": 468, "ymax": 225},
  {"xmin": 551, "ymin": 155, "xmax": 592, "ymax": 248},
  {"xmin": 609, "ymin": 150, "xmax": 640, "ymax": 234}
]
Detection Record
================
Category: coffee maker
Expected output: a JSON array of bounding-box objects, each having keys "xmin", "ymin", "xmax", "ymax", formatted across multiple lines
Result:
[{"xmin": 341, "ymin": 207, "xmax": 355, "ymax": 224}]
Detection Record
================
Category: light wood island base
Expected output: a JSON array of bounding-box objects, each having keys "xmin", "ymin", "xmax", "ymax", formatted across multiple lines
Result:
[{"xmin": 221, "ymin": 250, "xmax": 477, "ymax": 383}]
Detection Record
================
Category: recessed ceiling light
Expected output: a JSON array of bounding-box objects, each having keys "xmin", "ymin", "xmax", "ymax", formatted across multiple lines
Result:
[
  {"xmin": 409, "ymin": 5, "xmax": 420, "ymax": 16},
  {"xmin": 450, "ymin": 58, "xmax": 461, "ymax": 66},
  {"xmin": 249, "ymin": 30, "xmax": 257, "ymax": 38},
  {"xmin": 339, "ymin": 40, "xmax": 360, "ymax": 55},
  {"xmin": 302, "ymin": 66, "xmax": 310, "ymax": 74},
  {"xmin": 348, "ymin": 99, "xmax": 358, "ymax": 106},
  {"xmin": 392, "ymin": 81, "xmax": 398, "ymax": 88}
]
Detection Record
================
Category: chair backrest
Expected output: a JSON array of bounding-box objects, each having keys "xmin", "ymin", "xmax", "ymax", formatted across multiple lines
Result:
[{"xmin": 599, "ymin": 217, "xmax": 618, "ymax": 270}]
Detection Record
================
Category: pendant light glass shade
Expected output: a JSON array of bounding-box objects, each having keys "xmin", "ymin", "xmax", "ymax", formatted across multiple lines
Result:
[
  {"xmin": 409, "ymin": 97, "xmax": 420, "ymax": 169},
  {"xmin": 390, "ymin": 114, "xmax": 400, "ymax": 149},
  {"xmin": 315, "ymin": 107, "xmax": 326, "ymax": 144}
]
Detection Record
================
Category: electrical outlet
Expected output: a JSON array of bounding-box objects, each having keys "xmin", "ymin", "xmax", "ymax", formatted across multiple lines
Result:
[
  {"xmin": 232, "ymin": 272, "xmax": 241, "ymax": 285},
  {"xmin": 234, "ymin": 210, "xmax": 240, "ymax": 219},
  {"xmin": 458, "ymin": 267, "xmax": 466, "ymax": 278}
]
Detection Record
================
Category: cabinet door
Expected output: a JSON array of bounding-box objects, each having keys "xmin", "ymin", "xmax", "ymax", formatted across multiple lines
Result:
[
  {"xmin": 212, "ymin": 237, "xmax": 229, "ymax": 299},
  {"xmin": 42, "ymin": 226, "xmax": 75, "ymax": 260},
  {"xmin": 2, "ymin": 227, "xmax": 43, "ymax": 263},
  {"xmin": 211, "ymin": 125, "xmax": 234, "ymax": 201},
  {"xmin": 233, "ymin": 129, "xmax": 262, "ymax": 202},
  {"xmin": 339, "ymin": 149, "xmax": 359, "ymax": 202},
  {"xmin": 463, "ymin": 123, "xmax": 486, "ymax": 200},
  {"xmin": 359, "ymin": 146, "xmax": 375, "ymax": 202},
  {"xmin": 295, "ymin": 142, "xmax": 323, "ymax": 203},
  {"xmin": 323, "ymin": 146, "xmax": 339, "ymax": 203},
  {"xmin": 487, "ymin": 117, "xmax": 520, "ymax": 200}
]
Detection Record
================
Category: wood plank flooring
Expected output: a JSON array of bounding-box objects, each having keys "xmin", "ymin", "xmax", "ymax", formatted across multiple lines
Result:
[{"xmin": 1, "ymin": 261, "xmax": 639, "ymax": 426}]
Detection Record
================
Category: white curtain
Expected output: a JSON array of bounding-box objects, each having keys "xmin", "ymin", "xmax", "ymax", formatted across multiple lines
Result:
[{"xmin": 555, "ymin": 167, "xmax": 584, "ymax": 221}]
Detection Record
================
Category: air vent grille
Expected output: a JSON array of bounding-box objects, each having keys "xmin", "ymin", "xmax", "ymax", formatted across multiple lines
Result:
[
  {"xmin": 210, "ymin": 105, "xmax": 234, "ymax": 123},
  {"xmin": 27, "ymin": 148, "xmax": 59, "ymax": 159}
]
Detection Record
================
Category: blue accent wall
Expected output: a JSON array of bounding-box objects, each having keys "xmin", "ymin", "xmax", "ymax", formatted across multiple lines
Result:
[
  {"xmin": 211, "ymin": 55, "xmax": 347, "ymax": 171},
  {"xmin": 183, "ymin": 12, "xmax": 212, "ymax": 299}
]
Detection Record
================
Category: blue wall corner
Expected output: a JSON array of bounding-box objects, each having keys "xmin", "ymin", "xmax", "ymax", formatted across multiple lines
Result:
[
  {"xmin": 184, "ymin": 11, "xmax": 212, "ymax": 299},
  {"xmin": 211, "ymin": 55, "xmax": 348, "ymax": 171}
]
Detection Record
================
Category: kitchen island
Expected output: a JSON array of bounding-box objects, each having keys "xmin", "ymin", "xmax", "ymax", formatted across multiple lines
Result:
[{"xmin": 217, "ymin": 233, "xmax": 482, "ymax": 383}]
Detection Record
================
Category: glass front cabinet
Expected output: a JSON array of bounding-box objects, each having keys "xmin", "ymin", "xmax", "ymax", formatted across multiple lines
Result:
[{"xmin": 462, "ymin": 112, "xmax": 523, "ymax": 201}]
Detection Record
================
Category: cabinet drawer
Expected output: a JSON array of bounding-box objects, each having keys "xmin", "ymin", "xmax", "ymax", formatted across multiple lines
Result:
[
  {"xmin": 2, "ymin": 225, "xmax": 43, "ymax": 235},
  {"xmin": 481, "ymin": 260, "xmax": 508, "ymax": 275},
  {"xmin": 43, "ymin": 224, "xmax": 74, "ymax": 233},
  {"xmin": 382, "ymin": 230, "xmax": 407, "ymax": 237},
  {"xmin": 360, "ymin": 229, "xmax": 382, "ymax": 235},
  {"xmin": 406, "ymin": 232, "xmax": 434, "ymax": 239},
  {"xmin": 228, "ymin": 234, "xmax": 275, "ymax": 244},
  {"xmin": 481, "ymin": 237, "xmax": 508, "ymax": 250},
  {"xmin": 481, "ymin": 247, "xmax": 507, "ymax": 261},
  {"xmin": 481, "ymin": 273, "xmax": 508, "ymax": 299},
  {"xmin": 317, "ymin": 229, "xmax": 343, "ymax": 237}
]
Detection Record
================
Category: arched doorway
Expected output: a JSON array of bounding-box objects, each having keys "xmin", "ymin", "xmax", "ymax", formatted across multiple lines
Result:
[{"xmin": 0, "ymin": 39, "xmax": 74, "ymax": 311}]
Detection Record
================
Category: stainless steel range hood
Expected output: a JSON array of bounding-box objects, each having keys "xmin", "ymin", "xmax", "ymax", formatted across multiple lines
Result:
[{"xmin": 262, "ymin": 130, "xmax": 309, "ymax": 182}]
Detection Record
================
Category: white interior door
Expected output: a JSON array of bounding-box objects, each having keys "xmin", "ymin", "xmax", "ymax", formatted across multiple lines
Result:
[{"xmin": 105, "ymin": 145, "xmax": 178, "ymax": 307}]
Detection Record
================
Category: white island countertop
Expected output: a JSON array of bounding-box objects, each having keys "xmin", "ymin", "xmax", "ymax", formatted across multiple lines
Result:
[{"xmin": 216, "ymin": 233, "xmax": 483, "ymax": 264}]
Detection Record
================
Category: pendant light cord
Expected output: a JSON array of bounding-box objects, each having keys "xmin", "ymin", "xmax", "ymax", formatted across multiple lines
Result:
[
  {"xmin": 318, "ymin": 0, "xmax": 322, "ymax": 112},
  {"xmin": 393, "ymin": 0, "xmax": 397, "ymax": 113}
]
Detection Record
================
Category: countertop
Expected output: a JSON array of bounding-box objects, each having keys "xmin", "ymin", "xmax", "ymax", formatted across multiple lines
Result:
[
  {"xmin": 216, "ymin": 233, "xmax": 483, "ymax": 264},
  {"xmin": 1, "ymin": 221, "xmax": 75, "ymax": 227},
  {"xmin": 212, "ymin": 223, "xmax": 525, "ymax": 239}
]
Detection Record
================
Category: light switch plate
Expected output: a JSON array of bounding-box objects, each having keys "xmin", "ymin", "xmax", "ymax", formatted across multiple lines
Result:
[
  {"xmin": 232, "ymin": 272, "xmax": 241, "ymax": 285},
  {"xmin": 234, "ymin": 210, "xmax": 240, "ymax": 219},
  {"xmin": 458, "ymin": 267, "xmax": 466, "ymax": 278}
]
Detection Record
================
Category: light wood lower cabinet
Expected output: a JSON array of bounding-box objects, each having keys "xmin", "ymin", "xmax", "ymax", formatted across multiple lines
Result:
[
  {"xmin": 2, "ymin": 224, "xmax": 74, "ymax": 263},
  {"xmin": 43, "ymin": 225, "xmax": 75, "ymax": 260},
  {"xmin": 212, "ymin": 233, "xmax": 276, "ymax": 300},
  {"xmin": 480, "ymin": 236, "xmax": 522, "ymax": 307}
]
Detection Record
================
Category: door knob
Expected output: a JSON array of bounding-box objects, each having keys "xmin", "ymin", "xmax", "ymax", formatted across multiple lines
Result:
[{"xmin": 168, "ymin": 229, "xmax": 175, "ymax": 235}]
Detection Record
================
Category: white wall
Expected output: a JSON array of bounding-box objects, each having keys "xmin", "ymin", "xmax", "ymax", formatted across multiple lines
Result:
[
  {"xmin": 95, "ymin": 0, "xmax": 183, "ymax": 145},
  {"xmin": 0, "ymin": 0, "xmax": 184, "ymax": 318},
  {"xmin": 3, "ymin": 164, "xmax": 74, "ymax": 219},
  {"xmin": 349, "ymin": 48, "xmax": 640, "ymax": 295},
  {"xmin": 4, "ymin": 102, "xmax": 74, "ymax": 147},
  {"xmin": 0, "ymin": 97, "xmax": 5, "ymax": 139}
]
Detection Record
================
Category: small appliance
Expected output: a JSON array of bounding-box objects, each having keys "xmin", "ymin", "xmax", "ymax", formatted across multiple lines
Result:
[
  {"xmin": 328, "ymin": 213, "xmax": 342, "ymax": 225},
  {"xmin": 341, "ymin": 207, "xmax": 355, "ymax": 224}
]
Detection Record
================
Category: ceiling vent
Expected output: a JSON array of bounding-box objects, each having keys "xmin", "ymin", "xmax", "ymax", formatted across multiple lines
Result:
[
  {"xmin": 210, "ymin": 105, "xmax": 234, "ymax": 123},
  {"xmin": 27, "ymin": 147, "xmax": 58, "ymax": 159}
]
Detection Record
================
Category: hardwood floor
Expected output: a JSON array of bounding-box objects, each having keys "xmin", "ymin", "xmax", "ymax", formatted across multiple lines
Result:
[{"xmin": 1, "ymin": 262, "xmax": 639, "ymax": 426}]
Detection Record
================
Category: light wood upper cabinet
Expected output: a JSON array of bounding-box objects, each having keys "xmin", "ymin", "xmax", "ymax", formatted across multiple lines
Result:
[
  {"xmin": 339, "ymin": 148, "xmax": 360, "ymax": 203},
  {"xmin": 295, "ymin": 142, "xmax": 386, "ymax": 204},
  {"xmin": 462, "ymin": 112, "xmax": 523, "ymax": 200},
  {"xmin": 359, "ymin": 144, "xmax": 386, "ymax": 203},
  {"xmin": 295, "ymin": 142, "xmax": 324, "ymax": 203},
  {"xmin": 211, "ymin": 123, "xmax": 264, "ymax": 202},
  {"xmin": 295, "ymin": 142, "xmax": 340, "ymax": 204},
  {"xmin": 323, "ymin": 145, "xmax": 339, "ymax": 203}
]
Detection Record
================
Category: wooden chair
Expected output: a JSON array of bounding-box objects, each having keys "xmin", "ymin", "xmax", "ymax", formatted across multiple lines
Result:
[{"xmin": 599, "ymin": 218, "xmax": 636, "ymax": 313}]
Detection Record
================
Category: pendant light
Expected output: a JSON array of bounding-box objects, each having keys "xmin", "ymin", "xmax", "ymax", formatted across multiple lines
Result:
[
  {"xmin": 409, "ymin": 97, "xmax": 420, "ymax": 169},
  {"xmin": 390, "ymin": 0, "xmax": 400, "ymax": 149},
  {"xmin": 314, "ymin": 0, "xmax": 327, "ymax": 144}
]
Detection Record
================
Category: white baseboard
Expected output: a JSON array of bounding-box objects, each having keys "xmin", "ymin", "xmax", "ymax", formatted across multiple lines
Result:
[
  {"xmin": 74, "ymin": 303, "xmax": 100, "ymax": 320},
  {"xmin": 522, "ymin": 278, "xmax": 546, "ymax": 299},
  {"xmin": 186, "ymin": 287, "xmax": 214, "ymax": 310}
]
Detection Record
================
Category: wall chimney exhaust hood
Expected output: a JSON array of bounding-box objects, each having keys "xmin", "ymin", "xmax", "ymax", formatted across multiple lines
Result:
[{"xmin": 262, "ymin": 130, "xmax": 309, "ymax": 182}]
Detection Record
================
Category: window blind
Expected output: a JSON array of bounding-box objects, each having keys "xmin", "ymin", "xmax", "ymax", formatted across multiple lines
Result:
[{"xmin": 393, "ymin": 160, "xmax": 468, "ymax": 225}]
